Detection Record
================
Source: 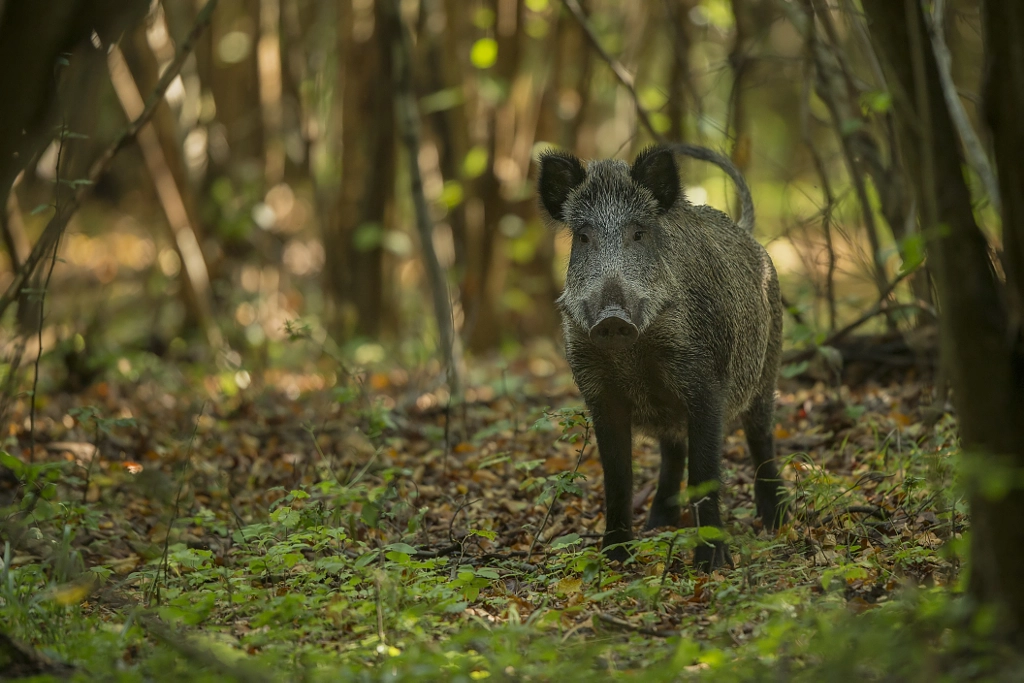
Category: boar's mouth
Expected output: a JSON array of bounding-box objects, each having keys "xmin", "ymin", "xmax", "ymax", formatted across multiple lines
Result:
[{"xmin": 588, "ymin": 306, "xmax": 640, "ymax": 349}]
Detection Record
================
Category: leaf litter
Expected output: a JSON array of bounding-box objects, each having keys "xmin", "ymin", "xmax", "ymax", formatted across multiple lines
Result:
[{"xmin": 0, "ymin": 340, "xmax": 965, "ymax": 679}]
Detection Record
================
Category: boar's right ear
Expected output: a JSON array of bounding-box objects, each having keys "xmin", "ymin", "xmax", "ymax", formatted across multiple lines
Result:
[{"xmin": 538, "ymin": 150, "xmax": 586, "ymax": 222}]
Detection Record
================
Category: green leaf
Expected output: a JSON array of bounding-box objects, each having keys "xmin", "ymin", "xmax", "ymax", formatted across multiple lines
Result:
[
  {"xmin": 462, "ymin": 145, "xmax": 489, "ymax": 179},
  {"xmin": 551, "ymin": 533, "xmax": 581, "ymax": 549},
  {"xmin": 353, "ymin": 222, "xmax": 383, "ymax": 252},
  {"xmin": 781, "ymin": 361, "xmax": 809, "ymax": 379},
  {"xmin": 361, "ymin": 502, "xmax": 380, "ymax": 528},
  {"xmin": 899, "ymin": 233, "xmax": 925, "ymax": 274},
  {"xmin": 419, "ymin": 87, "xmax": 465, "ymax": 115},
  {"xmin": 0, "ymin": 451, "xmax": 24, "ymax": 477},
  {"xmin": 861, "ymin": 90, "xmax": 892, "ymax": 114},
  {"xmin": 470, "ymin": 38, "xmax": 498, "ymax": 69},
  {"xmin": 354, "ymin": 552, "xmax": 377, "ymax": 569},
  {"xmin": 844, "ymin": 404, "xmax": 867, "ymax": 420},
  {"xmin": 839, "ymin": 118, "xmax": 864, "ymax": 136},
  {"xmin": 386, "ymin": 542, "xmax": 419, "ymax": 555}
]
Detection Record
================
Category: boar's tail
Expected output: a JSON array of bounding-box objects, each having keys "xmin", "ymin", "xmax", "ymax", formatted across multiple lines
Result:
[{"xmin": 668, "ymin": 143, "xmax": 755, "ymax": 234}]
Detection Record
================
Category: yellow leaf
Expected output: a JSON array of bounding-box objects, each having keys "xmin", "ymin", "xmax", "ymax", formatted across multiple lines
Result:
[{"xmin": 50, "ymin": 580, "xmax": 94, "ymax": 606}]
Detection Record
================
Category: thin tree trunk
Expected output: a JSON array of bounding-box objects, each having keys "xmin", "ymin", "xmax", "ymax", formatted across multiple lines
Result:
[
  {"xmin": 863, "ymin": 0, "xmax": 1024, "ymax": 643},
  {"xmin": 664, "ymin": 0, "xmax": 696, "ymax": 144},
  {"xmin": 108, "ymin": 45, "xmax": 223, "ymax": 350},
  {"xmin": 386, "ymin": 0, "xmax": 461, "ymax": 389},
  {"xmin": 728, "ymin": 0, "xmax": 756, "ymax": 181},
  {"xmin": 423, "ymin": 0, "xmax": 470, "ymax": 287}
]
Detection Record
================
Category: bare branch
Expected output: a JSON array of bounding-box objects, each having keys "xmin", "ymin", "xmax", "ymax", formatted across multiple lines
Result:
[
  {"xmin": 561, "ymin": 0, "xmax": 664, "ymax": 143},
  {"xmin": 922, "ymin": 0, "xmax": 1001, "ymax": 214},
  {"xmin": 387, "ymin": 0, "xmax": 463, "ymax": 391},
  {"xmin": 783, "ymin": 268, "xmax": 925, "ymax": 363}
]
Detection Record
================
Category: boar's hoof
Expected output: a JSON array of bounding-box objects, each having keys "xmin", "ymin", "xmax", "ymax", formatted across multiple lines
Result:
[
  {"xmin": 602, "ymin": 544, "xmax": 631, "ymax": 565},
  {"xmin": 589, "ymin": 310, "xmax": 638, "ymax": 350},
  {"xmin": 644, "ymin": 505, "xmax": 681, "ymax": 530},
  {"xmin": 693, "ymin": 541, "xmax": 734, "ymax": 573},
  {"xmin": 601, "ymin": 532, "xmax": 633, "ymax": 564}
]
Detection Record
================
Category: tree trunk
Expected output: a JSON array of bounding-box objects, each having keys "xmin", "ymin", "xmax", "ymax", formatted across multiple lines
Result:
[
  {"xmin": 323, "ymin": 0, "xmax": 395, "ymax": 338},
  {"xmin": 863, "ymin": 0, "xmax": 1024, "ymax": 643},
  {"xmin": 464, "ymin": 0, "xmax": 523, "ymax": 352},
  {"xmin": 207, "ymin": 0, "xmax": 264, "ymax": 177},
  {"xmin": 0, "ymin": 0, "xmax": 148, "ymax": 335}
]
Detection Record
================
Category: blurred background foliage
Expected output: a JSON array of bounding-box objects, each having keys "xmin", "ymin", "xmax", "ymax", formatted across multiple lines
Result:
[{"xmin": 0, "ymin": 0, "xmax": 988, "ymax": 386}]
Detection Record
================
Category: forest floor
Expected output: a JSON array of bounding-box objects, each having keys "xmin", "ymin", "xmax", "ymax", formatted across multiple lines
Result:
[{"xmin": 0, "ymin": 336, "xmax": 986, "ymax": 681}]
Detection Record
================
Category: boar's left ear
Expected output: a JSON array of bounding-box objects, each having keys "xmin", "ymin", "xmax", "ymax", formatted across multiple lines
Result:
[
  {"xmin": 631, "ymin": 146, "xmax": 679, "ymax": 212},
  {"xmin": 538, "ymin": 150, "xmax": 587, "ymax": 222}
]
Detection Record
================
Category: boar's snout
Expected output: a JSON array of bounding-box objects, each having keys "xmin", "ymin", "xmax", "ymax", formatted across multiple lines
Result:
[{"xmin": 589, "ymin": 307, "xmax": 639, "ymax": 349}]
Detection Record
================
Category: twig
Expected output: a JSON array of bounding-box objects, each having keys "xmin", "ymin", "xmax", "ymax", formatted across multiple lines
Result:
[
  {"xmin": 375, "ymin": 535, "xmax": 387, "ymax": 646},
  {"xmin": 81, "ymin": 418, "xmax": 100, "ymax": 504},
  {"xmin": 447, "ymin": 497, "xmax": 480, "ymax": 546},
  {"xmin": 656, "ymin": 533, "xmax": 679, "ymax": 605},
  {"xmin": 594, "ymin": 612, "xmax": 677, "ymax": 638},
  {"xmin": 797, "ymin": 17, "xmax": 839, "ymax": 331},
  {"xmin": 28, "ymin": 120, "xmax": 68, "ymax": 457},
  {"xmin": 148, "ymin": 403, "xmax": 206, "ymax": 607},
  {"xmin": 782, "ymin": 269, "xmax": 924, "ymax": 364},
  {"xmin": 0, "ymin": 0, "xmax": 218, "ymax": 323},
  {"xmin": 443, "ymin": 389, "xmax": 451, "ymax": 479},
  {"xmin": 561, "ymin": 0, "xmax": 663, "ymax": 143},
  {"xmin": 411, "ymin": 543, "xmax": 461, "ymax": 559},
  {"xmin": 816, "ymin": 504, "xmax": 889, "ymax": 528},
  {"xmin": 526, "ymin": 413, "xmax": 591, "ymax": 560},
  {"xmin": 784, "ymin": 0, "xmax": 890, "ymax": 304}
]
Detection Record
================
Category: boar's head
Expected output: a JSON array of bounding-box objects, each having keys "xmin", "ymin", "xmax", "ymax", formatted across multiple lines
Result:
[{"xmin": 537, "ymin": 145, "xmax": 682, "ymax": 350}]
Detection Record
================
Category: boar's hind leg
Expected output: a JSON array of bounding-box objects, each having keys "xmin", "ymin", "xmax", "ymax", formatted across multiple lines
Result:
[
  {"xmin": 645, "ymin": 438, "xmax": 686, "ymax": 530},
  {"xmin": 592, "ymin": 401, "xmax": 634, "ymax": 562},
  {"xmin": 741, "ymin": 389, "xmax": 788, "ymax": 531}
]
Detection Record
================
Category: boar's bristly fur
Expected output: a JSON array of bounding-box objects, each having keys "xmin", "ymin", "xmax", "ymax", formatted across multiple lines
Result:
[{"xmin": 537, "ymin": 143, "xmax": 787, "ymax": 571}]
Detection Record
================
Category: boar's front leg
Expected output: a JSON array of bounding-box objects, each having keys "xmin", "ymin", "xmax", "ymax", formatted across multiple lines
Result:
[
  {"xmin": 646, "ymin": 438, "xmax": 686, "ymax": 530},
  {"xmin": 687, "ymin": 387, "xmax": 733, "ymax": 572},
  {"xmin": 591, "ymin": 399, "xmax": 633, "ymax": 563}
]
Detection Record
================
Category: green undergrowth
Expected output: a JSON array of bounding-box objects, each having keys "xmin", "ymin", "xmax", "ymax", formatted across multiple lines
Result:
[{"xmin": 0, "ymin": 346, "xmax": 1015, "ymax": 681}]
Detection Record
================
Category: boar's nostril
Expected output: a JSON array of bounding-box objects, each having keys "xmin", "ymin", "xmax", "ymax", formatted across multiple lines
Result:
[{"xmin": 589, "ymin": 311, "xmax": 639, "ymax": 349}]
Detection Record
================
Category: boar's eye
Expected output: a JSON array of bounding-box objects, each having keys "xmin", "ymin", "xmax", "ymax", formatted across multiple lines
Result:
[
  {"xmin": 579, "ymin": 232, "xmax": 590, "ymax": 244},
  {"xmin": 633, "ymin": 230, "xmax": 644, "ymax": 241}
]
